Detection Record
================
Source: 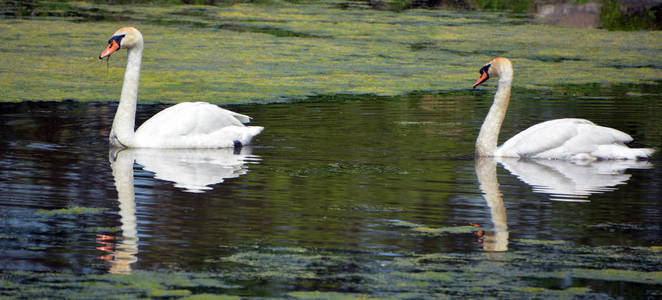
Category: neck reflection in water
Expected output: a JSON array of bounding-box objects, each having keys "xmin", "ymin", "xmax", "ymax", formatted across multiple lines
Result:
[
  {"xmin": 475, "ymin": 157, "xmax": 509, "ymax": 252},
  {"xmin": 107, "ymin": 147, "xmax": 258, "ymax": 274},
  {"xmin": 475, "ymin": 157, "xmax": 651, "ymax": 252}
]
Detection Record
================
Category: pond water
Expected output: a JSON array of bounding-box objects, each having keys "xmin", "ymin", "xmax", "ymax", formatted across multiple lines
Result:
[
  {"xmin": 1, "ymin": 84, "xmax": 661, "ymax": 298},
  {"xmin": 1, "ymin": 0, "xmax": 662, "ymax": 296}
]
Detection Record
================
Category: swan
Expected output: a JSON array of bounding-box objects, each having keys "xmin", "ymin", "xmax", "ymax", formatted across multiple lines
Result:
[
  {"xmin": 472, "ymin": 57, "xmax": 654, "ymax": 160},
  {"xmin": 99, "ymin": 27, "xmax": 263, "ymax": 148}
]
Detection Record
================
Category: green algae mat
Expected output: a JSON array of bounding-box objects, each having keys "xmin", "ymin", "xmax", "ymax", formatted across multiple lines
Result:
[
  {"xmin": 1, "ymin": 0, "xmax": 661, "ymax": 104},
  {"xmin": 1, "ymin": 240, "xmax": 661, "ymax": 298}
]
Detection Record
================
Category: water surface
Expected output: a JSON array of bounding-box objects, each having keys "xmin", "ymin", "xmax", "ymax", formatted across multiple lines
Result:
[{"xmin": 1, "ymin": 84, "xmax": 661, "ymax": 298}]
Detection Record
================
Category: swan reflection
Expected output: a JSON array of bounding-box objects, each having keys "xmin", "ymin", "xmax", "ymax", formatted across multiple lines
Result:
[
  {"xmin": 131, "ymin": 147, "xmax": 259, "ymax": 193},
  {"xmin": 475, "ymin": 157, "xmax": 649, "ymax": 251},
  {"xmin": 107, "ymin": 147, "xmax": 257, "ymax": 273},
  {"xmin": 475, "ymin": 157, "xmax": 509, "ymax": 252},
  {"xmin": 499, "ymin": 158, "xmax": 651, "ymax": 202}
]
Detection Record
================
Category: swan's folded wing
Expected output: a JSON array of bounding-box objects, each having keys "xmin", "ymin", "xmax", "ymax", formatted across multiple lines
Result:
[
  {"xmin": 565, "ymin": 123, "xmax": 633, "ymax": 150},
  {"xmin": 497, "ymin": 119, "xmax": 589, "ymax": 157},
  {"xmin": 229, "ymin": 111, "xmax": 252, "ymax": 124},
  {"xmin": 136, "ymin": 102, "xmax": 247, "ymax": 138},
  {"xmin": 497, "ymin": 118, "xmax": 634, "ymax": 159}
]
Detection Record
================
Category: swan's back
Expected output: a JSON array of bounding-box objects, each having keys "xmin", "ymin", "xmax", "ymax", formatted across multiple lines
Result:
[
  {"xmin": 495, "ymin": 118, "xmax": 652, "ymax": 160},
  {"xmin": 134, "ymin": 102, "xmax": 262, "ymax": 148}
]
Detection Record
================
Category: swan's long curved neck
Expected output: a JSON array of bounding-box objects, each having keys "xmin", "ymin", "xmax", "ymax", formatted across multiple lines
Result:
[
  {"xmin": 110, "ymin": 45, "xmax": 143, "ymax": 148},
  {"xmin": 476, "ymin": 72, "xmax": 512, "ymax": 157}
]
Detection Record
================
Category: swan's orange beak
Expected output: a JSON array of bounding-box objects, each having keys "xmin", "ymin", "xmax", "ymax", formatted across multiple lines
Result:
[
  {"xmin": 473, "ymin": 70, "xmax": 489, "ymax": 88},
  {"xmin": 99, "ymin": 40, "xmax": 120, "ymax": 59}
]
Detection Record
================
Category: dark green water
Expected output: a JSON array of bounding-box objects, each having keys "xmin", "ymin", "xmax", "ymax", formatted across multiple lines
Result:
[{"xmin": 1, "ymin": 84, "xmax": 661, "ymax": 298}]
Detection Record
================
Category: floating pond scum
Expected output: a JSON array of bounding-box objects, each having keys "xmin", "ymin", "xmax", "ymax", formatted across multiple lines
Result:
[
  {"xmin": 0, "ymin": 241, "xmax": 661, "ymax": 298},
  {"xmin": 1, "ymin": 1, "xmax": 661, "ymax": 103}
]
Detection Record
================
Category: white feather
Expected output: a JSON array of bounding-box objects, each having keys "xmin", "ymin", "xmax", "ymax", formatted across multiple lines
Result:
[
  {"xmin": 134, "ymin": 102, "xmax": 262, "ymax": 148},
  {"xmin": 494, "ymin": 118, "xmax": 646, "ymax": 160}
]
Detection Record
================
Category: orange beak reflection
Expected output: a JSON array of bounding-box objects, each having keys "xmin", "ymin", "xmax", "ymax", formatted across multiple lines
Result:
[
  {"xmin": 473, "ymin": 71, "xmax": 489, "ymax": 88},
  {"xmin": 99, "ymin": 40, "xmax": 120, "ymax": 59}
]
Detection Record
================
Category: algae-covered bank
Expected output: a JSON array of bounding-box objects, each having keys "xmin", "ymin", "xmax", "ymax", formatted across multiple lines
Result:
[
  {"xmin": 1, "ymin": 1, "xmax": 662, "ymax": 299},
  {"xmin": 1, "ymin": 0, "xmax": 662, "ymax": 103}
]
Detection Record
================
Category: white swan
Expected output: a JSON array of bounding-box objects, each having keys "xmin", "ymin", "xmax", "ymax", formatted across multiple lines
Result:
[
  {"xmin": 99, "ymin": 27, "xmax": 263, "ymax": 148},
  {"xmin": 472, "ymin": 57, "xmax": 653, "ymax": 160}
]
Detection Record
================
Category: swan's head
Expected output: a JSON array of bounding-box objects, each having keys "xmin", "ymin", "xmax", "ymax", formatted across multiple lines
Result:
[
  {"xmin": 99, "ymin": 27, "xmax": 143, "ymax": 59},
  {"xmin": 473, "ymin": 57, "xmax": 513, "ymax": 88}
]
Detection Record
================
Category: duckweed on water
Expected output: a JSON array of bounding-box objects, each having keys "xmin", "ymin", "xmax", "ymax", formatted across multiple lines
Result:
[
  {"xmin": 84, "ymin": 226, "xmax": 120, "ymax": 233},
  {"xmin": 389, "ymin": 219, "xmax": 478, "ymax": 235},
  {"xmin": 1, "ymin": 1, "xmax": 661, "ymax": 103},
  {"xmin": 1, "ymin": 240, "xmax": 661, "ymax": 298},
  {"xmin": 182, "ymin": 295, "xmax": 240, "ymax": 300},
  {"xmin": 564, "ymin": 268, "xmax": 662, "ymax": 284},
  {"xmin": 287, "ymin": 291, "xmax": 377, "ymax": 299},
  {"xmin": 515, "ymin": 238, "xmax": 570, "ymax": 246},
  {"xmin": 36, "ymin": 205, "xmax": 106, "ymax": 216}
]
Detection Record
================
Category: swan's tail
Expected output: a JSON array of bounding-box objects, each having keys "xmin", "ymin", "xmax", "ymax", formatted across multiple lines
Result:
[
  {"xmin": 593, "ymin": 144, "xmax": 655, "ymax": 160},
  {"xmin": 231, "ymin": 111, "xmax": 253, "ymax": 124},
  {"xmin": 630, "ymin": 147, "xmax": 655, "ymax": 159},
  {"xmin": 236, "ymin": 126, "xmax": 263, "ymax": 146}
]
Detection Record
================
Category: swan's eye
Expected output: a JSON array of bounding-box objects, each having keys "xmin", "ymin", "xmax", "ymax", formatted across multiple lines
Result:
[
  {"xmin": 479, "ymin": 64, "xmax": 491, "ymax": 75},
  {"xmin": 107, "ymin": 34, "xmax": 126, "ymax": 48}
]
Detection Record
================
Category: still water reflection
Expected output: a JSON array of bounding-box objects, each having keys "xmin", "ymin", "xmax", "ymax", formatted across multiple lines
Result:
[
  {"xmin": 0, "ymin": 86, "xmax": 661, "ymax": 296},
  {"xmin": 108, "ymin": 147, "xmax": 257, "ymax": 273},
  {"xmin": 108, "ymin": 149, "xmax": 138, "ymax": 274},
  {"xmin": 500, "ymin": 158, "xmax": 652, "ymax": 202},
  {"xmin": 475, "ymin": 157, "xmax": 653, "ymax": 252},
  {"xmin": 475, "ymin": 157, "xmax": 509, "ymax": 252}
]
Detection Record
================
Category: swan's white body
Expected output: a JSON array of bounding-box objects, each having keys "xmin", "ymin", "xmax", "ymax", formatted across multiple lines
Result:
[
  {"xmin": 473, "ymin": 57, "xmax": 653, "ymax": 160},
  {"xmin": 128, "ymin": 102, "xmax": 261, "ymax": 148},
  {"xmin": 101, "ymin": 27, "xmax": 262, "ymax": 149},
  {"xmin": 494, "ymin": 118, "xmax": 653, "ymax": 160}
]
